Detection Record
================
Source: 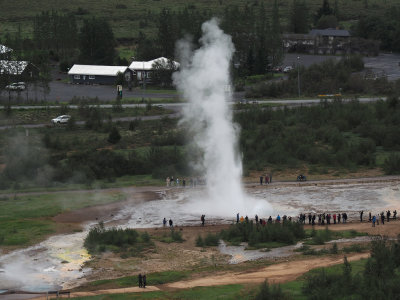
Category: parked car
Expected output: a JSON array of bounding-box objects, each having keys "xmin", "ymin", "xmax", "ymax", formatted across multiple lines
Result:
[
  {"xmin": 297, "ymin": 174, "xmax": 307, "ymax": 181},
  {"xmin": 283, "ymin": 66, "xmax": 294, "ymax": 73},
  {"xmin": 51, "ymin": 115, "xmax": 71, "ymax": 125},
  {"xmin": 5, "ymin": 82, "xmax": 26, "ymax": 91}
]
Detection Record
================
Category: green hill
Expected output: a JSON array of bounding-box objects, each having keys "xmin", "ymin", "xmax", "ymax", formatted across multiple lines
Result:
[{"xmin": 0, "ymin": 0, "xmax": 398, "ymax": 40}]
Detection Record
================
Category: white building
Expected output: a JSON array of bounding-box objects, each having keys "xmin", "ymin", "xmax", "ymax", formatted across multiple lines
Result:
[{"xmin": 129, "ymin": 57, "xmax": 180, "ymax": 82}]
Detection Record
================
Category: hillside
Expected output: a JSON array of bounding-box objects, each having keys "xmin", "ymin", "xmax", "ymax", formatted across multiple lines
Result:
[{"xmin": 0, "ymin": 0, "xmax": 399, "ymax": 40}]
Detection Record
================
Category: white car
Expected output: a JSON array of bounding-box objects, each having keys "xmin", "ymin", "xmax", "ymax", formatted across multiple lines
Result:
[
  {"xmin": 51, "ymin": 115, "xmax": 71, "ymax": 125},
  {"xmin": 283, "ymin": 66, "xmax": 294, "ymax": 73},
  {"xmin": 5, "ymin": 82, "xmax": 26, "ymax": 91}
]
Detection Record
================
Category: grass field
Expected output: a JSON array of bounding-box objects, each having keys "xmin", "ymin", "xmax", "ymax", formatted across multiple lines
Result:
[
  {"xmin": 1, "ymin": 0, "xmax": 399, "ymax": 40},
  {"xmin": 69, "ymin": 258, "xmax": 369, "ymax": 299},
  {"xmin": 73, "ymin": 284, "xmax": 250, "ymax": 300},
  {"xmin": 0, "ymin": 190, "xmax": 125, "ymax": 247},
  {"xmin": 280, "ymin": 258, "xmax": 368, "ymax": 298}
]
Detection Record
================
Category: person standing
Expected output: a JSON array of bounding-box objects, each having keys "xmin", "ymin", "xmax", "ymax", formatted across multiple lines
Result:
[
  {"xmin": 372, "ymin": 215, "xmax": 376, "ymax": 227},
  {"xmin": 236, "ymin": 213, "xmax": 239, "ymax": 223},
  {"xmin": 360, "ymin": 210, "xmax": 363, "ymax": 222},
  {"xmin": 166, "ymin": 177, "xmax": 170, "ymax": 187},
  {"xmin": 163, "ymin": 217, "xmax": 167, "ymax": 227},
  {"xmin": 143, "ymin": 274, "xmax": 146, "ymax": 288},
  {"xmin": 338, "ymin": 213, "xmax": 341, "ymax": 223},
  {"xmin": 394, "ymin": 210, "xmax": 397, "ymax": 219},
  {"xmin": 387, "ymin": 210, "xmax": 391, "ymax": 222},
  {"xmin": 169, "ymin": 219, "xmax": 173, "ymax": 227},
  {"xmin": 333, "ymin": 213, "xmax": 336, "ymax": 224},
  {"xmin": 369, "ymin": 212, "xmax": 372, "ymax": 222},
  {"xmin": 266, "ymin": 175, "xmax": 270, "ymax": 184},
  {"xmin": 260, "ymin": 176, "xmax": 263, "ymax": 185},
  {"xmin": 255, "ymin": 214, "xmax": 259, "ymax": 223},
  {"xmin": 381, "ymin": 212, "xmax": 385, "ymax": 225},
  {"xmin": 138, "ymin": 273, "xmax": 143, "ymax": 288},
  {"xmin": 201, "ymin": 214, "xmax": 205, "ymax": 226}
]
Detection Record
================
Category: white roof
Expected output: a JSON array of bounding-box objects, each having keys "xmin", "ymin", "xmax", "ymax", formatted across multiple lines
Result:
[
  {"xmin": 0, "ymin": 44, "xmax": 12, "ymax": 54},
  {"xmin": 68, "ymin": 65, "xmax": 128, "ymax": 76},
  {"xmin": 129, "ymin": 57, "xmax": 180, "ymax": 71},
  {"xmin": 0, "ymin": 60, "xmax": 28, "ymax": 75}
]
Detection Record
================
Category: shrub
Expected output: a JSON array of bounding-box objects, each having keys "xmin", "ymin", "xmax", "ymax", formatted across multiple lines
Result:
[
  {"xmin": 83, "ymin": 223, "xmax": 152, "ymax": 254},
  {"xmin": 383, "ymin": 154, "xmax": 400, "ymax": 175},
  {"xmin": 330, "ymin": 242, "xmax": 338, "ymax": 254},
  {"xmin": 255, "ymin": 281, "xmax": 291, "ymax": 300},
  {"xmin": 204, "ymin": 233, "xmax": 220, "ymax": 246},
  {"xmin": 196, "ymin": 235, "xmax": 205, "ymax": 247},
  {"xmin": 108, "ymin": 127, "xmax": 121, "ymax": 144},
  {"xmin": 220, "ymin": 221, "xmax": 305, "ymax": 247}
]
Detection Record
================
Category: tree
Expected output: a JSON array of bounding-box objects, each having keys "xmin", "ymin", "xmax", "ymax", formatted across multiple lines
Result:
[
  {"xmin": 157, "ymin": 8, "xmax": 177, "ymax": 58},
  {"xmin": 289, "ymin": 0, "xmax": 309, "ymax": 34},
  {"xmin": 108, "ymin": 127, "xmax": 121, "ymax": 144},
  {"xmin": 79, "ymin": 17, "xmax": 116, "ymax": 65},
  {"xmin": 269, "ymin": 0, "xmax": 284, "ymax": 68},
  {"xmin": 151, "ymin": 59, "xmax": 178, "ymax": 87},
  {"xmin": 315, "ymin": 0, "xmax": 334, "ymax": 25},
  {"xmin": 135, "ymin": 31, "xmax": 160, "ymax": 61},
  {"xmin": 317, "ymin": 14, "xmax": 338, "ymax": 29}
]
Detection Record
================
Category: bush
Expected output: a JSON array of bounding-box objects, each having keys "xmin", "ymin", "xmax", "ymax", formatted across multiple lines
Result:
[
  {"xmin": 220, "ymin": 221, "xmax": 305, "ymax": 247},
  {"xmin": 255, "ymin": 281, "xmax": 291, "ymax": 300},
  {"xmin": 383, "ymin": 154, "xmax": 400, "ymax": 175},
  {"xmin": 204, "ymin": 233, "xmax": 220, "ymax": 246},
  {"xmin": 108, "ymin": 127, "xmax": 121, "ymax": 144},
  {"xmin": 196, "ymin": 235, "xmax": 205, "ymax": 247}
]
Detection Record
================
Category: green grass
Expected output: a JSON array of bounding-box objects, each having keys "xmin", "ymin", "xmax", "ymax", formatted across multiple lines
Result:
[
  {"xmin": 304, "ymin": 228, "xmax": 367, "ymax": 245},
  {"xmin": 280, "ymin": 258, "xmax": 368, "ymax": 298},
  {"xmin": 0, "ymin": 191, "xmax": 125, "ymax": 246},
  {"xmin": 86, "ymin": 271, "xmax": 190, "ymax": 289},
  {"xmin": 74, "ymin": 284, "xmax": 249, "ymax": 300},
  {"xmin": 0, "ymin": 106, "xmax": 170, "ymax": 126}
]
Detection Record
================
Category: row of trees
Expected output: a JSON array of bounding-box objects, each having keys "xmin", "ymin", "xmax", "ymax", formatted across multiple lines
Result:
[
  {"xmin": 235, "ymin": 97, "xmax": 400, "ymax": 173},
  {"xmin": 136, "ymin": 1, "xmax": 284, "ymax": 77}
]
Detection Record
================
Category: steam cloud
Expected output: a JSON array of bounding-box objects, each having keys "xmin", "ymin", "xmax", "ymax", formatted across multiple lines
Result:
[{"xmin": 173, "ymin": 19, "xmax": 272, "ymax": 217}]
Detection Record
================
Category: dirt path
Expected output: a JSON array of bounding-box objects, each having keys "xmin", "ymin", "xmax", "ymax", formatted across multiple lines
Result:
[
  {"xmin": 166, "ymin": 252, "xmax": 369, "ymax": 288},
  {"xmin": 29, "ymin": 252, "xmax": 368, "ymax": 299}
]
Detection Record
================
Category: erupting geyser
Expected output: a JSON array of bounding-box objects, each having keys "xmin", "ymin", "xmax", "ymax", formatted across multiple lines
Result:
[{"xmin": 173, "ymin": 19, "xmax": 272, "ymax": 217}]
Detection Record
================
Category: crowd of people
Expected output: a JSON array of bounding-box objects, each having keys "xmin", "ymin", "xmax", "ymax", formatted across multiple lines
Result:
[
  {"xmin": 233, "ymin": 210, "xmax": 398, "ymax": 227},
  {"xmin": 369, "ymin": 210, "xmax": 397, "ymax": 227},
  {"xmin": 166, "ymin": 176, "xmax": 206, "ymax": 187}
]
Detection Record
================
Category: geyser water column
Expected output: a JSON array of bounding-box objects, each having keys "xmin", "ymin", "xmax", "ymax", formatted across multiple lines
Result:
[{"xmin": 173, "ymin": 19, "xmax": 272, "ymax": 217}]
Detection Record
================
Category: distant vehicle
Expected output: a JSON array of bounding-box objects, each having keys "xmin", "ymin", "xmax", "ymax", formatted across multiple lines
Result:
[
  {"xmin": 51, "ymin": 115, "xmax": 71, "ymax": 125},
  {"xmin": 273, "ymin": 66, "xmax": 283, "ymax": 73},
  {"xmin": 5, "ymin": 82, "xmax": 26, "ymax": 91},
  {"xmin": 297, "ymin": 174, "xmax": 307, "ymax": 181},
  {"xmin": 283, "ymin": 66, "xmax": 294, "ymax": 73}
]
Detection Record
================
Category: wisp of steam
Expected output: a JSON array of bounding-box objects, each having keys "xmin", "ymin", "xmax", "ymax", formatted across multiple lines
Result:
[{"xmin": 173, "ymin": 19, "xmax": 272, "ymax": 217}]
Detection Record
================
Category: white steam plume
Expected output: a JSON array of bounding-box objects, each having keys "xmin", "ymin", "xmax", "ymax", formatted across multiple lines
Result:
[{"xmin": 173, "ymin": 19, "xmax": 272, "ymax": 217}]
